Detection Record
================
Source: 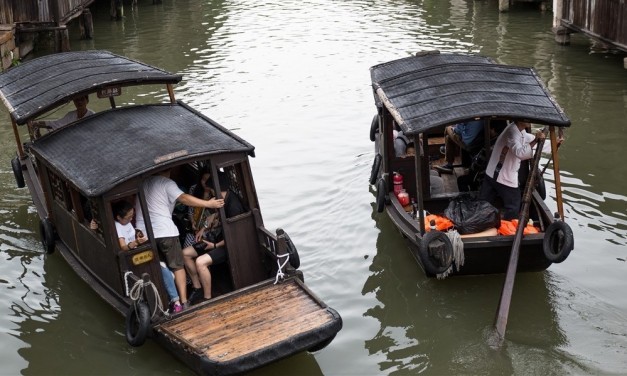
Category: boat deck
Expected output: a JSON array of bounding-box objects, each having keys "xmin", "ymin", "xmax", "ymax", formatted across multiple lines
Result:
[{"xmin": 156, "ymin": 278, "xmax": 336, "ymax": 363}]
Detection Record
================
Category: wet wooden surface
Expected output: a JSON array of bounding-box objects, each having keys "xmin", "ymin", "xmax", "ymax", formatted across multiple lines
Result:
[{"xmin": 156, "ymin": 279, "xmax": 334, "ymax": 362}]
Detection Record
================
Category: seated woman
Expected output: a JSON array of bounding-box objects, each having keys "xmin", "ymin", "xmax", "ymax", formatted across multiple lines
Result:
[
  {"xmin": 182, "ymin": 166, "xmax": 214, "ymax": 248},
  {"xmin": 183, "ymin": 172, "xmax": 245, "ymax": 304},
  {"xmin": 113, "ymin": 200, "xmax": 184, "ymax": 313}
]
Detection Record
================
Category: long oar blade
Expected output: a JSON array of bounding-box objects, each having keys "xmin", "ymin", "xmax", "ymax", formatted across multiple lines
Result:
[{"xmin": 494, "ymin": 135, "xmax": 546, "ymax": 342}]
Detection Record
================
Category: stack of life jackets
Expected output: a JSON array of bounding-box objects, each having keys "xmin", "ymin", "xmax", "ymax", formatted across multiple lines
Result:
[{"xmin": 498, "ymin": 219, "xmax": 539, "ymax": 235}]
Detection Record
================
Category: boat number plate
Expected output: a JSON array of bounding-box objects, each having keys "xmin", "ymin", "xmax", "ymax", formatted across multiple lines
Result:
[
  {"xmin": 97, "ymin": 86, "xmax": 122, "ymax": 98},
  {"xmin": 132, "ymin": 250, "xmax": 154, "ymax": 265}
]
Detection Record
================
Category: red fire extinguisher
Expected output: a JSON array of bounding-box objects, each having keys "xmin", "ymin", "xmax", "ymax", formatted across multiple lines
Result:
[{"xmin": 393, "ymin": 172, "xmax": 403, "ymax": 196}]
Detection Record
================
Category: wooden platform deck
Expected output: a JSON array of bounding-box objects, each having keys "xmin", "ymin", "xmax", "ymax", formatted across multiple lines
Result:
[{"xmin": 156, "ymin": 278, "xmax": 336, "ymax": 363}]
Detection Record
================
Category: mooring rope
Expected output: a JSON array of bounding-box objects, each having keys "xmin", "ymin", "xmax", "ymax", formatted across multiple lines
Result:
[
  {"xmin": 126, "ymin": 273, "xmax": 169, "ymax": 319},
  {"xmin": 437, "ymin": 229, "xmax": 465, "ymax": 279},
  {"xmin": 274, "ymin": 253, "xmax": 290, "ymax": 284}
]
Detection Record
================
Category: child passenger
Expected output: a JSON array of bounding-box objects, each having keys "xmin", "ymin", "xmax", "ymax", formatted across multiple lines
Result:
[{"xmin": 113, "ymin": 201, "xmax": 184, "ymax": 313}]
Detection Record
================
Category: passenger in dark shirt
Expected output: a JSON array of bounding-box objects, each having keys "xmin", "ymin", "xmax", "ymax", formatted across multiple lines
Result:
[{"xmin": 182, "ymin": 172, "xmax": 245, "ymax": 303}]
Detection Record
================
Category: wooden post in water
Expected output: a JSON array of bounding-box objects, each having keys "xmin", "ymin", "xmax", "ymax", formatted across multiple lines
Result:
[
  {"xmin": 111, "ymin": 0, "xmax": 124, "ymax": 20},
  {"xmin": 55, "ymin": 27, "xmax": 70, "ymax": 53},
  {"xmin": 80, "ymin": 9, "xmax": 94, "ymax": 40},
  {"xmin": 499, "ymin": 0, "xmax": 510, "ymax": 12}
]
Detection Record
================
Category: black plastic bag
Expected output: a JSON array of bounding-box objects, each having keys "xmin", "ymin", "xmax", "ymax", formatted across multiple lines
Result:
[{"xmin": 444, "ymin": 196, "xmax": 500, "ymax": 234}]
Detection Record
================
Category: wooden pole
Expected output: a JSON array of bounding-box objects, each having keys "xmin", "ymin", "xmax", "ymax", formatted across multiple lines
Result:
[
  {"xmin": 82, "ymin": 9, "xmax": 94, "ymax": 40},
  {"xmin": 549, "ymin": 127, "xmax": 564, "ymax": 219},
  {"xmin": 494, "ymin": 135, "xmax": 546, "ymax": 342}
]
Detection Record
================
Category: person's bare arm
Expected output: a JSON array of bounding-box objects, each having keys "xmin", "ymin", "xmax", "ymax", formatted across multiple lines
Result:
[{"xmin": 178, "ymin": 193, "xmax": 224, "ymax": 209}]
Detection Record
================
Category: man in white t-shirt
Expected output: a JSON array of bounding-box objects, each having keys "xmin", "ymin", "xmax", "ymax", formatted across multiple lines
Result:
[
  {"xmin": 34, "ymin": 95, "xmax": 95, "ymax": 132},
  {"xmin": 135, "ymin": 170, "xmax": 224, "ymax": 308},
  {"xmin": 479, "ymin": 121, "xmax": 545, "ymax": 220}
]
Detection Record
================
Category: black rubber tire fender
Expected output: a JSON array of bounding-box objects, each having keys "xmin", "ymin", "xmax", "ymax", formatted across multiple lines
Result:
[
  {"xmin": 418, "ymin": 230, "xmax": 454, "ymax": 275},
  {"xmin": 39, "ymin": 218, "xmax": 56, "ymax": 254},
  {"xmin": 543, "ymin": 220, "xmax": 574, "ymax": 263},
  {"xmin": 369, "ymin": 114, "xmax": 379, "ymax": 142},
  {"xmin": 369, "ymin": 154, "xmax": 382, "ymax": 185},
  {"xmin": 376, "ymin": 178, "xmax": 387, "ymax": 213},
  {"xmin": 536, "ymin": 174, "xmax": 546, "ymax": 200},
  {"xmin": 284, "ymin": 231, "xmax": 300, "ymax": 269},
  {"xmin": 276, "ymin": 228, "xmax": 300, "ymax": 269},
  {"xmin": 11, "ymin": 156, "xmax": 25, "ymax": 188},
  {"xmin": 125, "ymin": 301, "xmax": 151, "ymax": 347}
]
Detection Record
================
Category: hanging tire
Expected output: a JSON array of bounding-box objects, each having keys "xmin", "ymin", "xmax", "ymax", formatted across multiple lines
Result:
[
  {"xmin": 376, "ymin": 178, "xmax": 387, "ymax": 213},
  {"xmin": 418, "ymin": 230, "xmax": 454, "ymax": 275},
  {"xmin": 284, "ymin": 231, "xmax": 300, "ymax": 269},
  {"xmin": 11, "ymin": 156, "xmax": 25, "ymax": 188},
  {"xmin": 125, "ymin": 301, "xmax": 151, "ymax": 347},
  {"xmin": 276, "ymin": 228, "xmax": 300, "ymax": 269},
  {"xmin": 542, "ymin": 221, "xmax": 574, "ymax": 263},
  {"xmin": 369, "ymin": 154, "xmax": 382, "ymax": 185},
  {"xmin": 535, "ymin": 171, "xmax": 546, "ymax": 200},
  {"xmin": 369, "ymin": 114, "xmax": 379, "ymax": 142},
  {"xmin": 39, "ymin": 218, "xmax": 56, "ymax": 254}
]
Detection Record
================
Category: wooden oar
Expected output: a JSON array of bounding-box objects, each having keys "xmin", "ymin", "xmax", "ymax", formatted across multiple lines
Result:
[{"xmin": 494, "ymin": 133, "xmax": 546, "ymax": 343}]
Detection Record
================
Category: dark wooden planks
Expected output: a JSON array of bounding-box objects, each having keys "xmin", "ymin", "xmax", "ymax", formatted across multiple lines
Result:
[{"xmin": 157, "ymin": 279, "xmax": 334, "ymax": 362}]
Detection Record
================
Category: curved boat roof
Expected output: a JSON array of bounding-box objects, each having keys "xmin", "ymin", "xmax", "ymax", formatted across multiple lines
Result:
[
  {"xmin": 370, "ymin": 52, "xmax": 571, "ymax": 135},
  {"xmin": 29, "ymin": 103, "xmax": 254, "ymax": 197},
  {"xmin": 0, "ymin": 50, "xmax": 182, "ymax": 124}
]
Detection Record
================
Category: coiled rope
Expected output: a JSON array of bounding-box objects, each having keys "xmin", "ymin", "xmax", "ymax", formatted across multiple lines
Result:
[{"xmin": 125, "ymin": 272, "xmax": 168, "ymax": 319}]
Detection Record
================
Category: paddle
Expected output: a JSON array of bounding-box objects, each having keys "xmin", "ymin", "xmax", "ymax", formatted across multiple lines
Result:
[{"xmin": 494, "ymin": 131, "xmax": 547, "ymax": 343}]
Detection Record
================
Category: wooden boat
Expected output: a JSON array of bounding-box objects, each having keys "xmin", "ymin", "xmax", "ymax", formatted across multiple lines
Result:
[
  {"xmin": 0, "ymin": 50, "xmax": 341, "ymax": 375},
  {"xmin": 368, "ymin": 51, "xmax": 575, "ymax": 278}
]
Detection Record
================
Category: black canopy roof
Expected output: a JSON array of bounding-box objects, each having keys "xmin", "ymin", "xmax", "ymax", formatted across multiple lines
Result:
[
  {"xmin": 0, "ymin": 50, "xmax": 182, "ymax": 124},
  {"xmin": 370, "ymin": 52, "xmax": 571, "ymax": 135},
  {"xmin": 29, "ymin": 103, "xmax": 254, "ymax": 197}
]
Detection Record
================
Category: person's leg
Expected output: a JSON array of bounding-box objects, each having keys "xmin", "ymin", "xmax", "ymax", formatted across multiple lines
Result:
[
  {"xmin": 183, "ymin": 245, "xmax": 202, "ymax": 289},
  {"xmin": 195, "ymin": 253, "xmax": 214, "ymax": 300},
  {"xmin": 479, "ymin": 175, "xmax": 497, "ymax": 205},
  {"xmin": 159, "ymin": 263, "xmax": 180, "ymax": 304},
  {"xmin": 444, "ymin": 126, "xmax": 460, "ymax": 165},
  {"xmin": 497, "ymin": 184, "xmax": 521, "ymax": 220},
  {"xmin": 158, "ymin": 237, "xmax": 189, "ymax": 304}
]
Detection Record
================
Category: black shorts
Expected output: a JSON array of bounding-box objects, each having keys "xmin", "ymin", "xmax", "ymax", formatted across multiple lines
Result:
[
  {"xmin": 156, "ymin": 236, "xmax": 184, "ymax": 271},
  {"xmin": 192, "ymin": 242, "xmax": 227, "ymax": 265}
]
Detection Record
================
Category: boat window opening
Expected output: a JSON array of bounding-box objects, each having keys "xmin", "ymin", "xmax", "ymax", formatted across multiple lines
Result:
[
  {"xmin": 110, "ymin": 196, "xmax": 143, "ymax": 251},
  {"xmin": 48, "ymin": 171, "xmax": 68, "ymax": 207}
]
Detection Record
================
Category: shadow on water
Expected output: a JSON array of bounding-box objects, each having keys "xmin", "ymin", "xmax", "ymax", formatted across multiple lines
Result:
[{"xmin": 361, "ymin": 199, "xmax": 594, "ymax": 375}]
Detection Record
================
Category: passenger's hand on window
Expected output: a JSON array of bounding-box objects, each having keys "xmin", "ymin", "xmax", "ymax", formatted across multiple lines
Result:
[{"xmin": 137, "ymin": 235, "xmax": 148, "ymax": 244}]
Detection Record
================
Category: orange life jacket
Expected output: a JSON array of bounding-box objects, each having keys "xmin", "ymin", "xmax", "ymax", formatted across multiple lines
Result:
[
  {"xmin": 498, "ymin": 219, "xmax": 540, "ymax": 235},
  {"xmin": 424, "ymin": 214, "xmax": 454, "ymax": 232}
]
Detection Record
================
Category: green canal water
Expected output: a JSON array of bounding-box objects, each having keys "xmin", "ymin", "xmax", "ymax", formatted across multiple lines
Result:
[{"xmin": 0, "ymin": 0, "xmax": 625, "ymax": 375}]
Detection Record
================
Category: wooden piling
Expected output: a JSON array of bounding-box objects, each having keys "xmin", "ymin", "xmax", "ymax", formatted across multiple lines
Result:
[
  {"xmin": 80, "ymin": 9, "xmax": 94, "ymax": 40},
  {"xmin": 499, "ymin": 0, "xmax": 510, "ymax": 12},
  {"xmin": 110, "ymin": 0, "xmax": 123, "ymax": 20}
]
